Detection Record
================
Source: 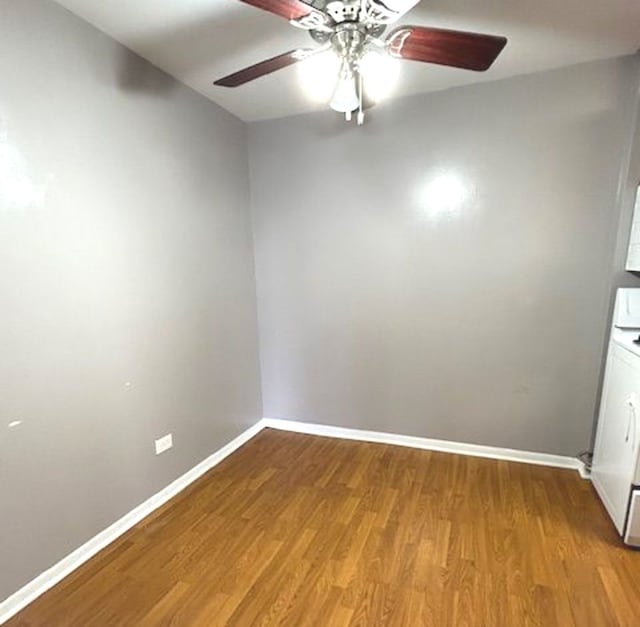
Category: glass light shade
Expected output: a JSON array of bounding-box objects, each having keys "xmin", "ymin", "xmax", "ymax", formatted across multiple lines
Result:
[
  {"xmin": 297, "ymin": 51, "xmax": 341, "ymax": 103},
  {"xmin": 359, "ymin": 51, "xmax": 400, "ymax": 102},
  {"xmin": 330, "ymin": 70, "xmax": 359, "ymax": 113}
]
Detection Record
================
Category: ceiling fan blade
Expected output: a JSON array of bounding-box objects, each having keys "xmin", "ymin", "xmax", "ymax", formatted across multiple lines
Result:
[
  {"xmin": 238, "ymin": 0, "xmax": 312, "ymax": 20},
  {"xmin": 386, "ymin": 26, "xmax": 507, "ymax": 71},
  {"xmin": 214, "ymin": 49, "xmax": 314, "ymax": 87}
]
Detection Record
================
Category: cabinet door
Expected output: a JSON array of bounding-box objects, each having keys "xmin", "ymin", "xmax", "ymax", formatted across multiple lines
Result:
[
  {"xmin": 592, "ymin": 344, "xmax": 640, "ymax": 534},
  {"xmin": 625, "ymin": 491, "xmax": 640, "ymax": 547}
]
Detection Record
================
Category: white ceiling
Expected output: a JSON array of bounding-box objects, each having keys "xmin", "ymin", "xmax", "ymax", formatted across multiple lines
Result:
[{"xmin": 54, "ymin": 0, "xmax": 640, "ymax": 121}]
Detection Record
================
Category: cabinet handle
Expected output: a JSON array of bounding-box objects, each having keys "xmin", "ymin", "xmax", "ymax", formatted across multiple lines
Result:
[{"xmin": 626, "ymin": 396, "xmax": 637, "ymax": 446}]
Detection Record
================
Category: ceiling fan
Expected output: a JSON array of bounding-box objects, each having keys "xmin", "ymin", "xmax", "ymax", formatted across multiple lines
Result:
[{"xmin": 214, "ymin": 0, "xmax": 507, "ymax": 124}]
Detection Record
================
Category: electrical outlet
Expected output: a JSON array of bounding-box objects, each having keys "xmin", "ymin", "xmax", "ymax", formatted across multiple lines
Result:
[{"xmin": 154, "ymin": 433, "xmax": 173, "ymax": 455}]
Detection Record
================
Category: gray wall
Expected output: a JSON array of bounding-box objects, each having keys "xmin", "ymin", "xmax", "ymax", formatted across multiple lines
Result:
[
  {"xmin": 0, "ymin": 0, "xmax": 261, "ymax": 600},
  {"xmin": 249, "ymin": 55, "xmax": 640, "ymax": 457}
]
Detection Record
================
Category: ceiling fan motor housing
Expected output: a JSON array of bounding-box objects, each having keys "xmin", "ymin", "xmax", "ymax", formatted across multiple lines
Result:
[
  {"xmin": 309, "ymin": 0, "xmax": 408, "ymax": 25},
  {"xmin": 307, "ymin": 0, "xmax": 387, "ymax": 44}
]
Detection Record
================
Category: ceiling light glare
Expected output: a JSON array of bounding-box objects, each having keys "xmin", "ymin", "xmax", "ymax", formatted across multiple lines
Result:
[
  {"xmin": 359, "ymin": 51, "xmax": 400, "ymax": 102},
  {"xmin": 297, "ymin": 51, "xmax": 341, "ymax": 103}
]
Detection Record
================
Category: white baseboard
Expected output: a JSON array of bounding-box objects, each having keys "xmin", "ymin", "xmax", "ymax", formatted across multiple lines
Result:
[
  {"xmin": 0, "ymin": 420, "xmax": 266, "ymax": 626},
  {"xmin": 262, "ymin": 418, "xmax": 589, "ymax": 479},
  {"xmin": 1, "ymin": 416, "xmax": 588, "ymax": 624}
]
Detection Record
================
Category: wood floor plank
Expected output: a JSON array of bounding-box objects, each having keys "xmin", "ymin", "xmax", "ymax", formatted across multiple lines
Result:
[{"xmin": 6, "ymin": 428, "xmax": 640, "ymax": 626}]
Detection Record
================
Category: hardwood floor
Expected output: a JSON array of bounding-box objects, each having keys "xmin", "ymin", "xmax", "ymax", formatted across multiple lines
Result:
[{"xmin": 6, "ymin": 428, "xmax": 640, "ymax": 626}]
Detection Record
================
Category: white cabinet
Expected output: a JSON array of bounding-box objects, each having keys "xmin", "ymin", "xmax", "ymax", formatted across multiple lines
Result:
[
  {"xmin": 592, "ymin": 343, "xmax": 640, "ymax": 535},
  {"xmin": 626, "ymin": 492, "xmax": 640, "ymax": 546},
  {"xmin": 626, "ymin": 185, "xmax": 640, "ymax": 271}
]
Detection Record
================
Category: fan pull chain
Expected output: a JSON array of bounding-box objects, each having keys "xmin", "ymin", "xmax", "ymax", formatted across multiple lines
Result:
[{"xmin": 357, "ymin": 71, "xmax": 364, "ymax": 125}]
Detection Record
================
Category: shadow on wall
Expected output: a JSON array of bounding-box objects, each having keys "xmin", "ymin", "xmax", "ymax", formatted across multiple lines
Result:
[
  {"xmin": 108, "ymin": 7, "xmax": 291, "ymax": 96},
  {"xmin": 115, "ymin": 47, "xmax": 178, "ymax": 95}
]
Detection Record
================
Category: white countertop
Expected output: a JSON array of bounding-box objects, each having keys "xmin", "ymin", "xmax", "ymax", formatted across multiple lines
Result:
[{"xmin": 611, "ymin": 327, "xmax": 640, "ymax": 359}]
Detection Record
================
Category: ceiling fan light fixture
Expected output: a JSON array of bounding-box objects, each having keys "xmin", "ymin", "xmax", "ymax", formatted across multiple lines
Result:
[
  {"xmin": 215, "ymin": 0, "xmax": 508, "ymax": 123},
  {"xmin": 359, "ymin": 50, "xmax": 400, "ymax": 102}
]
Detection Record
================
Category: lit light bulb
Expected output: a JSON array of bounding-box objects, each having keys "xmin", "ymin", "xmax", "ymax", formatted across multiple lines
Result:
[
  {"xmin": 297, "ymin": 51, "xmax": 341, "ymax": 103},
  {"xmin": 359, "ymin": 51, "xmax": 400, "ymax": 102}
]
